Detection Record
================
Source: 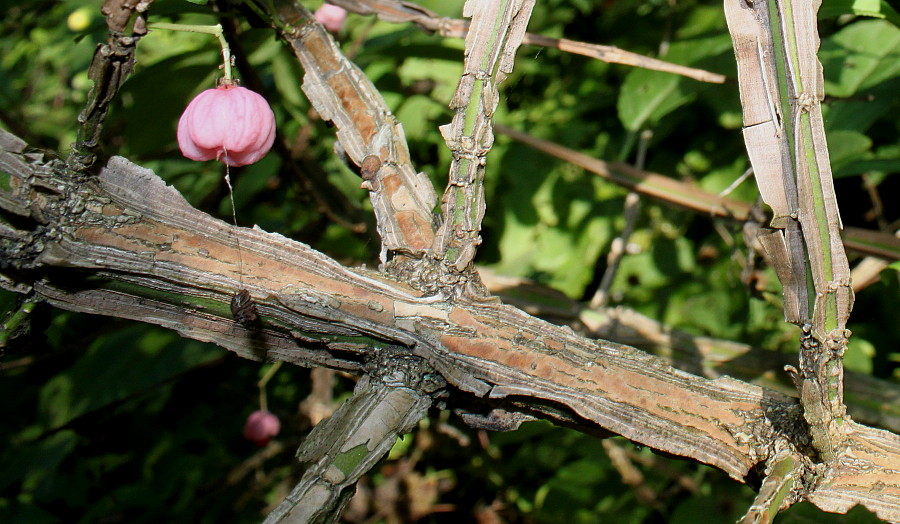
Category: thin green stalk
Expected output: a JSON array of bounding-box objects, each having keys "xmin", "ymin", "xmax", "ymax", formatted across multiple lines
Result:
[
  {"xmin": 0, "ymin": 296, "xmax": 39, "ymax": 347},
  {"xmin": 148, "ymin": 22, "xmax": 233, "ymax": 82},
  {"xmin": 257, "ymin": 361, "xmax": 283, "ymax": 412}
]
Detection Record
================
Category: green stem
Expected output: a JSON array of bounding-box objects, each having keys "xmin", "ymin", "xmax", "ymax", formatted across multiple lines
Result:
[
  {"xmin": 148, "ymin": 22, "xmax": 233, "ymax": 82},
  {"xmin": 0, "ymin": 296, "xmax": 40, "ymax": 347},
  {"xmin": 257, "ymin": 361, "xmax": 283, "ymax": 412}
]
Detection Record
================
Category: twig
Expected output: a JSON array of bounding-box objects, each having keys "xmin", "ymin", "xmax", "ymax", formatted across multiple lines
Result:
[
  {"xmin": 430, "ymin": 0, "xmax": 535, "ymax": 279},
  {"xmin": 602, "ymin": 439, "xmax": 663, "ymax": 511},
  {"xmin": 68, "ymin": 0, "xmax": 155, "ymax": 174},
  {"xmin": 496, "ymin": 124, "xmax": 753, "ymax": 220},
  {"xmin": 719, "ymin": 167, "xmax": 754, "ymax": 198},
  {"xmin": 861, "ymin": 173, "xmax": 888, "ymax": 231},
  {"xmin": 299, "ymin": 367, "xmax": 338, "ymax": 426},
  {"xmin": 590, "ymin": 130, "xmax": 651, "ymax": 308},
  {"xmin": 0, "ymin": 295, "xmax": 40, "ymax": 349},
  {"xmin": 328, "ymin": 0, "xmax": 727, "ymax": 83},
  {"xmin": 496, "ymin": 124, "xmax": 900, "ymax": 261}
]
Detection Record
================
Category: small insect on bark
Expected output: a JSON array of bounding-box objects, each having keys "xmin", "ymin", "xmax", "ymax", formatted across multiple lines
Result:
[{"xmin": 231, "ymin": 289, "xmax": 258, "ymax": 325}]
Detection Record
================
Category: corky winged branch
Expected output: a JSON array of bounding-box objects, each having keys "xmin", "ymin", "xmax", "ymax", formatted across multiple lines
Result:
[
  {"xmin": 1, "ymin": 0, "xmax": 899, "ymax": 520},
  {"xmin": 1, "ymin": 129, "xmax": 899, "ymax": 519}
]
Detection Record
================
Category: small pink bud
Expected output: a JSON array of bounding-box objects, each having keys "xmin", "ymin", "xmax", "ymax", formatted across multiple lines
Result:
[
  {"xmin": 243, "ymin": 410, "xmax": 281, "ymax": 447},
  {"xmin": 177, "ymin": 85, "xmax": 276, "ymax": 167},
  {"xmin": 314, "ymin": 4, "xmax": 347, "ymax": 32}
]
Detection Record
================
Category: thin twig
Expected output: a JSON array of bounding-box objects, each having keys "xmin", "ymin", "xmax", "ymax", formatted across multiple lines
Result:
[
  {"xmin": 849, "ymin": 228, "xmax": 900, "ymax": 292},
  {"xmin": 496, "ymin": 124, "xmax": 753, "ymax": 220},
  {"xmin": 602, "ymin": 439, "xmax": 663, "ymax": 511},
  {"xmin": 328, "ymin": 0, "xmax": 727, "ymax": 83},
  {"xmin": 861, "ymin": 173, "xmax": 888, "ymax": 231},
  {"xmin": 590, "ymin": 130, "xmax": 651, "ymax": 308},
  {"xmin": 299, "ymin": 367, "xmax": 338, "ymax": 426},
  {"xmin": 719, "ymin": 167, "xmax": 754, "ymax": 198},
  {"xmin": 68, "ymin": 0, "xmax": 155, "ymax": 174},
  {"xmin": 496, "ymin": 125, "xmax": 900, "ymax": 261}
]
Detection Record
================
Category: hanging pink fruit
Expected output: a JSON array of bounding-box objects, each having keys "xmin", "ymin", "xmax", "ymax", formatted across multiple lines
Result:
[
  {"xmin": 314, "ymin": 4, "xmax": 347, "ymax": 32},
  {"xmin": 242, "ymin": 410, "xmax": 281, "ymax": 447},
  {"xmin": 177, "ymin": 84, "xmax": 276, "ymax": 167}
]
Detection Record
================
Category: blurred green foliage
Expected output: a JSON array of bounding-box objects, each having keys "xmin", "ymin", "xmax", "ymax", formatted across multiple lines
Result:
[{"xmin": 1, "ymin": 0, "xmax": 897, "ymax": 522}]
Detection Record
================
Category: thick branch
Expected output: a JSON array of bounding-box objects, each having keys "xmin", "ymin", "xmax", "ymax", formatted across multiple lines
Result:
[
  {"xmin": 480, "ymin": 270, "xmax": 900, "ymax": 435},
  {"xmin": 264, "ymin": 353, "xmax": 438, "ymax": 523},
  {"xmin": 2, "ymin": 132, "xmax": 899, "ymax": 521},
  {"xmin": 268, "ymin": 1, "xmax": 437, "ymax": 258}
]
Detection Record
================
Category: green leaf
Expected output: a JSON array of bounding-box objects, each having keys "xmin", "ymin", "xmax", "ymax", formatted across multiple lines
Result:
[
  {"xmin": 831, "ymin": 143, "xmax": 900, "ymax": 178},
  {"xmin": 844, "ymin": 336, "xmax": 875, "ymax": 374},
  {"xmin": 819, "ymin": 0, "xmax": 900, "ymax": 26},
  {"xmin": 826, "ymin": 129, "xmax": 872, "ymax": 170},
  {"xmin": 489, "ymin": 144, "xmax": 618, "ymax": 297},
  {"xmin": 780, "ymin": 501, "xmax": 883, "ymax": 523},
  {"xmin": 38, "ymin": 325, "xmax": 220, "ymax": 429},
  {"xmin": 820, "ymin": 20, "xmax": 900, "ymax": 98},
  {"xmin": 823, "ymin": 77, "xmax": 900, "ymax": 135},
  {"xmin": 617, "ymin": 34, "xmax": 732, "ymax": 131},
  {"xmin": 0, "ymin": 430, "xmax": 77, "ymax": 493}
]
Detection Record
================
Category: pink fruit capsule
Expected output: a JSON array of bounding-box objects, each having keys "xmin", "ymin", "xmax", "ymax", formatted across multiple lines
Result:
[
  {"xmin": 177, "ymin": 84, "xmax": 276, "ymax": 167},
  {"xmin": 314, "ymin": 4, "xmax": 347, "ymax": 32},
  {"xmin": 243, "ymin": 410, "xmax": 281, "ymax": 447}
]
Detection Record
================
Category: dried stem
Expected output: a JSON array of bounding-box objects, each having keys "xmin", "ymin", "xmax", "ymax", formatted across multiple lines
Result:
[
  {"xmin": 69, "ymin": 0, "xmax": 154, "ymax": 174},
  {"xmin": 725, "ymin": 0, "xmax": 853, "ymax": 465}
]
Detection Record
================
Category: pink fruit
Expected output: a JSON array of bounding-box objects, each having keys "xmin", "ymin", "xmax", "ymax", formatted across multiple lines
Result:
[
  {"xmin": 177, "ymin": 84, "xmax": 276, "ymax": 167},
  {"xmin": 314, "ymin": 4, "xmax": 347, "ymax": 32},
  {"xmin": 242, "ymin": 410, "xmax": 281, "ymax": 447}
]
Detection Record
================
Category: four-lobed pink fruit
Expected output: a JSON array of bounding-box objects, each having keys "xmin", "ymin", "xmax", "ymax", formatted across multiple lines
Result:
[
  {"xmin": 243, "ymin": 410, "xmax": 281, "ymax": 447},
  {"xmin": 177, "ymin": 84, "xmax": 276, "ymax": 167}
]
